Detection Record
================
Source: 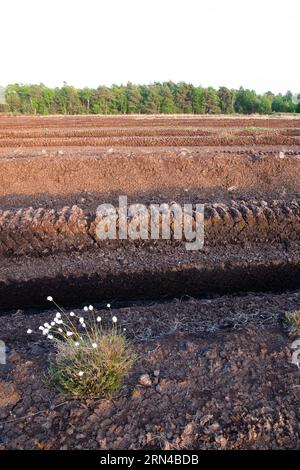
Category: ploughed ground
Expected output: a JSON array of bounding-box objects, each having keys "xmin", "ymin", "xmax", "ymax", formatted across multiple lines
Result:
[
  {"xmin": 1, "ymin": 292, "xmax": 300, "ymax": 450},
  {"xmin": 0, "ymin": 115, "xmax": 300, "ymax": 449}
]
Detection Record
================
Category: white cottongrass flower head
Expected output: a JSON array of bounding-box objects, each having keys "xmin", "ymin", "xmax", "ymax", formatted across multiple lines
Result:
[
  {"xmin": 88, "ymin": 305, "xmax": 93, "ymax": 311},
  {"xmin": 112, "ymin": 316, "xmax": 118, "ymax": 323},
  {"xmin": 92, "ymin": 342, "xmax": 97, "ymax": 349},
  {"xmin": 27, "ymin": 329, "xmax": 32, "ymax": 334},
  {"xmin": 47, "ymin": 334, "xmax": 54, "ymax": 340},
  {"xmin": 70, "ymin": 312, "xmax": 75, "ymax": 317},
  {"xmin": 79, "ymin": 317, "xmax": 84, "ymax": 324},
  {"xmin": 66, "ymin": 331, "xmax": 73, "ymax": 337},
  {"xmin": 96, "ymin": 316, "xmax": 102, "ymax": 322},
  {"xmin": 107, "ymin": 303, "xmax": 111, "ymax": 309},
  {"xmin": 83, "ymin": 306, "xmax": 88, "ymax": 312},
  {"xmin": 47, "ymin": 296, "xmax": 53, "ymax": 302},
  {"xmin": 78, "ymin": 371, "xmax": 84, "ymax": 377}
]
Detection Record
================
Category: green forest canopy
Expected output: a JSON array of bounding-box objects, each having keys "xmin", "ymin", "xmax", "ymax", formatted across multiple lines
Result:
[{"xmin": 0, "ymin": 82, "xmax": 299, "ymax": 115}]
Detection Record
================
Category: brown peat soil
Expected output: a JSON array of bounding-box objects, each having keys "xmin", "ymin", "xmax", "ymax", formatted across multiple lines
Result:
[{"xmin": 0, "ymin": 114, "xmax": 300, "ymax": 449}]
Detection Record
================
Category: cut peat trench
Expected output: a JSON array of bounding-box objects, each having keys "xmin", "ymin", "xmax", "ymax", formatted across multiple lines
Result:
[
  {"xmin": 0, "ymin": 199, "xmax": 299, "ymax": 309},
  {"xmin": 0, "ymin": 115, "xmax": 299, "ymax": 311},
  {"xmin": 1, "ymin": 255, "xmax": 300, "ymax": 311}
]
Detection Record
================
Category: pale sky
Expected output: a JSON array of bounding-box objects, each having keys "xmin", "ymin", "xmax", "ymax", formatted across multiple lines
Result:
[{"xmin": 1, "ymin": 0, "xmax": 299, "ymax": 93}]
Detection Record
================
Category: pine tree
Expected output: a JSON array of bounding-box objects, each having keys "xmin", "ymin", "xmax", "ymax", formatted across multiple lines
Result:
[
  {"xmin": 202, "ymin": 88, "xmax": 221, "ymax": 114},
  {"xmin": 218, "ymin": 87, "xmax": 235, "ymax": 114}
]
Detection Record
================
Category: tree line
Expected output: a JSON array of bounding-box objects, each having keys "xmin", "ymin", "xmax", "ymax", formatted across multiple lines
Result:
[{"xmin": 0, "ymin": 82, "xmax": 299, "ymax": 115}]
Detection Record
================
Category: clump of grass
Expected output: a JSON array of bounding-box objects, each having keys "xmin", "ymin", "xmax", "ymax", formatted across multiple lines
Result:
[
  {"xmin": 48, "ymin": 326, "xmax": 135, "ymax": 399},
  {"xmin": 285, "ymin": 310, "xmax": 300, "ymax": 332},
  {"xmin": 27, "ymin": 298, "xmax": 136, "ymax": 400}
]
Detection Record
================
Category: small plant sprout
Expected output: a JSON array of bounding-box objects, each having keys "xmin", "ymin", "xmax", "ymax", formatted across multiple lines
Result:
[
  {"xmin": 285, "ymin": 310, "xmax": 300, "ymax": 332},
  {"xmin": 25, "ymin": 296, "xmax": 136, "ymax": 399}
]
